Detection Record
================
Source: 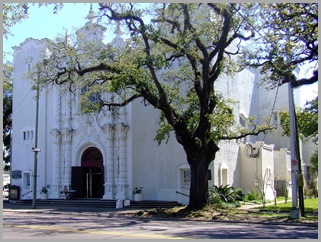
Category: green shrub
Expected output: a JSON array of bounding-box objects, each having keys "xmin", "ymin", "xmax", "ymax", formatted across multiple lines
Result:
[
  {"xmin": 234, "ymin": 188, "xmax": 245, "ymax": 201},
  {"xmin": 244, "ymin": 189, "xmax": 260, "ymax": 201},
  {"xmin": 209, "ymin": 185, "xmax": 243, "ymax": 205}
]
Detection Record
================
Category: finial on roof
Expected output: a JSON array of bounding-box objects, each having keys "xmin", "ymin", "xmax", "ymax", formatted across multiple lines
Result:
[
  {"xmin": 64, "ymin": 30, "xmax": 68, "ymax": 44},
  {"xmin": 86, "ymin": 3, "xmax": 95, "ymax": 23}
]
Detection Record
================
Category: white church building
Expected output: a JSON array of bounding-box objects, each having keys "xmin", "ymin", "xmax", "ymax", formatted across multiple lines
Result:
[{"xmin": 10, "ymin": 9, "xmax": 315, "ymax": 205}]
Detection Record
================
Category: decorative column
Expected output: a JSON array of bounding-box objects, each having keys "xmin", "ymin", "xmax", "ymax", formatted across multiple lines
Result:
[
  {"xmin": 60, "ymin": 86, "xmax": 73, "ymax": 189},
  {"xmin": 50, "ymin": 129, "xmax": 62, "ymax": 198},
  {"xmin": 115, "ymin": 122, "xmax": 129, "ymax": 199},
  {"xmin": 52, "ymin": 85, "xmax": 63, "ymax": 196},
  {"xmin": 102, "ymin": 123, "xmax": 115, "ymax": 199},
  {"xmin": 61, "ymin": 128, "xmax": 72, "ymax": 187}
]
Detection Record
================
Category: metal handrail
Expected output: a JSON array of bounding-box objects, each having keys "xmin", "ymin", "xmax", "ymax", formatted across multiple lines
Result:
[
  {"xmin": 176, "ymin": 191, "xmax": 189, "ymax": 197},
  {"xmin": 21, "ymin": 190, "xmax": 32, "ymax": 197}
]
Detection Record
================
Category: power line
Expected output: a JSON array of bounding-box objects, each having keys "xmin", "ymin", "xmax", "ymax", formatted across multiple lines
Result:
[
  {"xmin": 243, "ymin": 75, "xmax": 282, "ymax": 162},
  {"xmin": 12, "ymin": 88, "xmax": 33, "ymax": 114},
  {"xmin": 261, "ymin": 81, "xmax": 281, "ymax": 144}
]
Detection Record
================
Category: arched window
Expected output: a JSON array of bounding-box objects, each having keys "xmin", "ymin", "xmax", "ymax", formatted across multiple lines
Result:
[
  {"xmin": 81, "ymin": 147, "xmax": 103, "ymax": 167},
  {"xmin": 79, "ymin": 82, "xmax": 102, "ymax": 112},
  {"xmin": 81, "ymin": 85, "xmax": 101, "ymax": 103}
]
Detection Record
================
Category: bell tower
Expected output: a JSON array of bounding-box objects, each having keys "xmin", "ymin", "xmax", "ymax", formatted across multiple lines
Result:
[{"xmin": 76, "ymin": 4, "xmax": 107, "ymax": 47}]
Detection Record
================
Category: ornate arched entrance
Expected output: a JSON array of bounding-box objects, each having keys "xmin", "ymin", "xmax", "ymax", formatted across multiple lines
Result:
[{"xmin": 71, "ymin": 147, "xmax": 104, "ymax": 198}]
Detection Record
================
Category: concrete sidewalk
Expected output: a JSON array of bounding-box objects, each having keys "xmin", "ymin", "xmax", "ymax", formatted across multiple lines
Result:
[{"xmin": 238, "ymin": 200, "xmax": 290, "ymax": 210}]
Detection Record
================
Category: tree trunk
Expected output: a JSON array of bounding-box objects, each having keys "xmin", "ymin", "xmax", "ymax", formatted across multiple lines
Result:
[{"xmin": 187, "ymin": 153, "xmax": 214, "ymax": 210}]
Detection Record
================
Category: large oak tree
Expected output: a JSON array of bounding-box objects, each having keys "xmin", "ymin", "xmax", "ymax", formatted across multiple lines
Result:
[{"xmin": 35, "ymin": 3, "xmax": 292, "ymax": 209}]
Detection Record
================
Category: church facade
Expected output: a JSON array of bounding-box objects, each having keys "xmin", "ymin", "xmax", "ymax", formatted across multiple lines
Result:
[{"xmin": 10, "ymin": 10, "xmax": 313, "ymax": 205}]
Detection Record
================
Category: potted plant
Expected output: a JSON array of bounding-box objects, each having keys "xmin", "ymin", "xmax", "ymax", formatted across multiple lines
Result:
[
  {"xmin": 40, "ymin": 186, "xmax": 48, "ymax": 199},
  {"xmin": 133, "ymin": 187, "xmax": 143, "ymax": 201}
]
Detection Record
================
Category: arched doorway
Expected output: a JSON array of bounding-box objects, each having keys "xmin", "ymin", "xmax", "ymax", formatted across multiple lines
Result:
[{"xmin": 71, "ymin": 147, "xmax": 104, "ymax": 198}]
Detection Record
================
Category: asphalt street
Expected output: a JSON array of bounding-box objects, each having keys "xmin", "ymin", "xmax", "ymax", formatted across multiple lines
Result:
[{"xmin": 2, "ymin": 201, "xmax": 318, "ymax": 239}]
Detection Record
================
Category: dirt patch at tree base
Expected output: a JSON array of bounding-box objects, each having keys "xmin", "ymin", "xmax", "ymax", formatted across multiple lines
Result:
[{"xmin": 121, "ymin": 206, "xmax": 317, "ymax": 225}]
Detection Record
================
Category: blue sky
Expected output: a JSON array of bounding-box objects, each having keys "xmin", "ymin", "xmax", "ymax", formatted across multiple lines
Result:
[
  {"xmin": 3, "ymin": 3, "xmax": 317, "ymax": 105},
  {"xmin": 4, "ymin": 3, "xmax": 99, "ymax": 60}
]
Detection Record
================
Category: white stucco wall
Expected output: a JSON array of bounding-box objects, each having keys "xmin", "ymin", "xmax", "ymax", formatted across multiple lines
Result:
[
  {"xmin": 274, "ymin": 148, "xmax": 291, "ymax": 197},
  {"xmin": 212, "ymin": 66, "xmax": 261, "ymax": 190},
  {"xmin": 11, "ymin": 38, "xmax": 53, "ymax": 199},
  {"xmin": 214, "ymin": 140, "xmax": 240, "ymax": 188},
  {"xmin": 302, "ymin": 139, "xmax": 317, "ymax": 168},
  {"xmin": 240, "ymin": 142, "xmax": 275, "ymax": 201},
  {"xmin": 274, "ymin": 148, "xmax": 291, "ymax": 180},
  {"xmin": 129, "ymin": 98, "xmax": 188, "ymax": 203}
]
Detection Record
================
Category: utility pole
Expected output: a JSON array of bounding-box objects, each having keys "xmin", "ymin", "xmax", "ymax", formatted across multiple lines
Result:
[
  {"xmin": 288, "ymin": 81, "xmax": 301, "ymax": 219},
  {"xmin": 295, "ymin": 111, "xmax": 305, "ymax": 217},
  {"xmin": 287, "ymin": 28, "xmax": 304, "ymax": 218},
  {"xmin": 32, "ymin": 68, "xmax": 41, "ymax": 209}
]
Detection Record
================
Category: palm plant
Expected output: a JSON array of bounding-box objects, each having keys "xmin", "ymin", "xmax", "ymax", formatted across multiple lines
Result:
[{"xmin": 209, "ymin": 185, "xmax": 243, "ymax": 204}]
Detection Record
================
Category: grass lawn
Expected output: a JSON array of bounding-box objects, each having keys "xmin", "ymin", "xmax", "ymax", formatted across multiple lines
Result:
[
  {"xmin": 263, "ymin": 197, "xmax": 318, "ymax": 213},
  {"xmin": 247, "ymin": 197, "xmax": 318, "ymax": 223}
]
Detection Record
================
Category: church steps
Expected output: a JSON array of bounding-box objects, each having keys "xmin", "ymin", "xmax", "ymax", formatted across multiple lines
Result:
[{"xmin": 10, "ymin": 199, "xmax": 182, "ymax": 209}]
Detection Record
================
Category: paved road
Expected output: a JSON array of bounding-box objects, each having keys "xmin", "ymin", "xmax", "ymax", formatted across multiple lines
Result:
[{"xmin": 2, "ymin": 201, "xmax": 318, "ymax": 239}]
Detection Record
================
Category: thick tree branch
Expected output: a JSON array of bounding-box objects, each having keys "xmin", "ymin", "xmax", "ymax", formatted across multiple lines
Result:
[
  {"xmin": 181, "ymin": 4, "xmax": 208, "ymax": 62},
  {"xmin": 284, "ymin": 70, "xmax": 318, "ymax": 88},
  {"xmin": 219, "ymin": 125, "xmax": 276, "ymax": 141},
  {"xmin": 101, "ymin": 93, "xmax": 142, "ymax": 109},
  {"xmin": 207, "ymin": 4, "xmax": 233, "ymax": 84},
  {"xmin": 99, "ymin": 5, "xmax": 179, "ymax": 127},
  {"xmin": 76, "ymin": 63, "xmax": 120, "ymax": 76}
]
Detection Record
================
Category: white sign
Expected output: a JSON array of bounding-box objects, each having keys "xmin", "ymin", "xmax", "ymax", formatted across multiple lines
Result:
[{"xmin": 116, "ymin": 200, "xmax": 123, "ymax": 209}]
